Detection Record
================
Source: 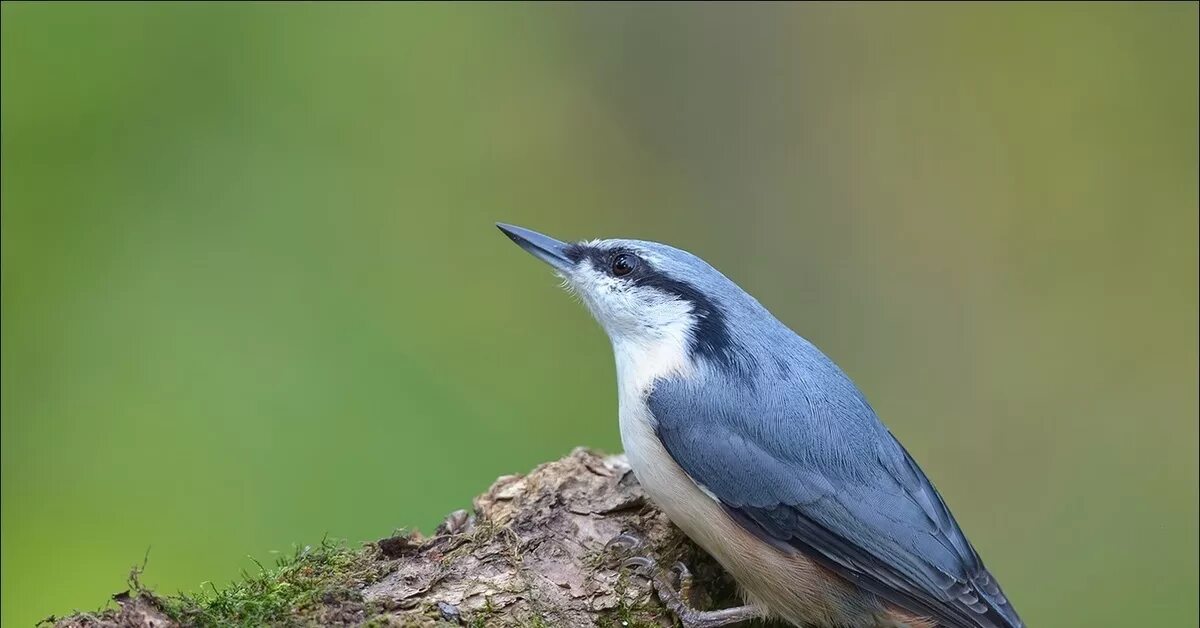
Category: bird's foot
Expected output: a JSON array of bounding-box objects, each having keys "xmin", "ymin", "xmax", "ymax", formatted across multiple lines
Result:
[{"xmin": 618, "ymin": 554, "xmax": 764, "ymax": 628}]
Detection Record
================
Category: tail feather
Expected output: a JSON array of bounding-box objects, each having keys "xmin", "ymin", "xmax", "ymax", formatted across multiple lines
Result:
[{"xmin": 970, "ymin": 570, "xmax": 1022, "ymax": 628}]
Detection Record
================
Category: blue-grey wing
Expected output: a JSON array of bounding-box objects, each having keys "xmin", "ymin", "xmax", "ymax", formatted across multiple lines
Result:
[{"xmin": 648, "ymin": 377, "xmax": 1022, "ymax": 628}]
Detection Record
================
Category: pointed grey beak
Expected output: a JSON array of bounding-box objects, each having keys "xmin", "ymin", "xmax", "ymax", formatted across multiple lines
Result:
[{"xmin": 497, "ymin": 223, "xmax": 575, "ymax": 273}]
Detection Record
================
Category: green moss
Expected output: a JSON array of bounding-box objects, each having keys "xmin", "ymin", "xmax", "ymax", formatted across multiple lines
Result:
[
  {"xmin": 441, "ymin": 518, "xmax": 499, "ymax": 565},
  {"xmin": 154, "ymin": 537, "xmax": 384, "ymax": 627},
  {"xmin": 595, "ymin": 599, "xmax": 663, "ymax": 628}
]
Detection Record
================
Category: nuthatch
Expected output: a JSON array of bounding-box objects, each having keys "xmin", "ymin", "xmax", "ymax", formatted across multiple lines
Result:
[{"xmin": 498, "ymin": 224, "xmax": 1023, "ymax": 628}]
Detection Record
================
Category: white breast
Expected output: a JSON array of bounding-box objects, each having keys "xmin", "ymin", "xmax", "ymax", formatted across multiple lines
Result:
[
  {"xmin": 610, "ymin": 335, "xmax": 726, "ymax": 544},
  {"xmin": 611, "ymin": 332, "xmax": 691, "ymax": 474}
]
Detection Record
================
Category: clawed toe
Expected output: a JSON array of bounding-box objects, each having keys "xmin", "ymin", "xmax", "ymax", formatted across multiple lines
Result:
[
  {"xmin": 607, "ymin": 532, "xmax": 657, "ymax": 581},
  {"xmin": 621, "ymin": 555, "xmax": 657, "ymax": 574},
  {"xmin": 673, "ymin": 604, "xmax": 767, "ymax": 628},
  {"xmin": 613, "ymin": 553, "xmax": 765, "ymax": 628},
  {"xmin": 605, "ymin": 532, "xmax": 646, "ymax": 553},
  {"xmin": 605, "ymin": 532, "xmax": 761, "ymax": 628},
  {"xmin": 671, "ymin": 561, "xmax": 693, "ymax": 584},
  {"xmin": 614, "ymin": 554, "xmax": 688, "ymax": 615}
]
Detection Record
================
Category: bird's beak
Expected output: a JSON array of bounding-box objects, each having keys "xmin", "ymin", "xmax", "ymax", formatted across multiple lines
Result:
[{"xmin": 496, "ymin": 223, "xmax": 574, "ymax": 273}]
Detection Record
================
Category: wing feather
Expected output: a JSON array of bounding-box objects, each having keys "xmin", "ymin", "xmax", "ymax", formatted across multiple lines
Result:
[{"xmin": 649, "ymin": 377, "xmax": 1022, "ymax": 628}]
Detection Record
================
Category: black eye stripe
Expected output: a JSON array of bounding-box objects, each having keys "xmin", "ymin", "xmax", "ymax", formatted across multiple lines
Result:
[
  {"xmin": 563, "ymin": 244, "xmax": 608, "ymax": 270},
  {"xmin": 563, "ymin": 245, "xmax": 644, "ymax": 276}
]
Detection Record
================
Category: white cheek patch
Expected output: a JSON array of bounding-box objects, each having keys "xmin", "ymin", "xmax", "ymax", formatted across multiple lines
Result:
[
  {"xmin": 586, "ymin": 280, "xmax": 639, "ymax": 333},
  {"xmin": 568, "ymin": 260, "xmax": 694, "ymax": 349}
]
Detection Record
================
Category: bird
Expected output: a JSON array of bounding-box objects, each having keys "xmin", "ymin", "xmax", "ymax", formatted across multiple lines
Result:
[{"xmin": 497, "ymin": 223, "xmax": 1023, "ymax": 628}]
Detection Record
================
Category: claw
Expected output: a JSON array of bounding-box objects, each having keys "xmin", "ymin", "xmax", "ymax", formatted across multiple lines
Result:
[
  {"xmin": 605, "ymin": 533, "xmax": 645, "ymax": 553},
  {"xmin": 621, "ymin": 555, "xmax": 657, "ymax": 572},
  {"xmin": 672, "ymin": 561, "xmax": 695, "ymax": 604},
  {"xmin": 671, "ymin": 561, "xmax": 692, "ymax": 581}
]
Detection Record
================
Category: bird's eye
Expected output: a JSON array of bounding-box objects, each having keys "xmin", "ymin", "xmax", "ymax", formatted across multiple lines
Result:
[{"xmin": 611, "ymin": 253, "xmax": 637, "ymax": 277}]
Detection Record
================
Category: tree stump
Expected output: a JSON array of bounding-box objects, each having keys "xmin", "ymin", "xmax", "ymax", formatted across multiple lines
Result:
[{"xmin": 51, "ymin": 448, "xmax": 742, "ymax": 627}]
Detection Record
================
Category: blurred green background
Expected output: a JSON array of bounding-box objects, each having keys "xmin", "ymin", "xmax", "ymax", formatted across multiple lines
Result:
[{"xmin": 2, "ymin": 3, "xmax": 1196, "ymax": 627}]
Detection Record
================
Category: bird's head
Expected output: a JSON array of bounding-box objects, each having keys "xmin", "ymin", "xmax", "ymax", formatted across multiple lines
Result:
[{"xmin": 498, "ymin": 223, "xmax": 767, "ymax": 377}]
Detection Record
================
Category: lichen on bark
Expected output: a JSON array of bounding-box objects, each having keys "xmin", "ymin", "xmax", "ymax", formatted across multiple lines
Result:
[{"xmin": 51, "ymin": 449, "xmax": 741, "ymax": 627}]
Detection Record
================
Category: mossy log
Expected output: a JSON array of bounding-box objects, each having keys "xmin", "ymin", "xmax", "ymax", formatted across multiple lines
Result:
[{"xmin": 50, "ymin": 449, "xmax": 744, "ymax": 627}]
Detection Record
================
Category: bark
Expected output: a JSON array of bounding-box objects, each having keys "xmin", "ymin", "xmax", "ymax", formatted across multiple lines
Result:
[{"xmin": 51, "ymin": 448, "xmax": 743, "ymax": 627}]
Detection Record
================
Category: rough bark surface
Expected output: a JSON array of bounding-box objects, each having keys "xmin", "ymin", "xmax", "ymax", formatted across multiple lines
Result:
[{"xmin": 52, "ymin": 448, "xmax": 743, "ymax": 627}]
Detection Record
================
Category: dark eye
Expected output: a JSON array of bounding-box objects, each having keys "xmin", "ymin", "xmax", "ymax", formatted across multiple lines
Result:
[{"xmin": 611, "ymin": 253, "xmax": 637, "ymax": 277}]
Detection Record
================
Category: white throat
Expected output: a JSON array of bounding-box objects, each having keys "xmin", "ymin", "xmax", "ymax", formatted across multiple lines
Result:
[
  {"xmin": 612, "ymin": 330, "xmax": 694, "ymax": 401},
  {"xmin": 611, "ymin": 317, "xmax": 696, "ymax": 466}
]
